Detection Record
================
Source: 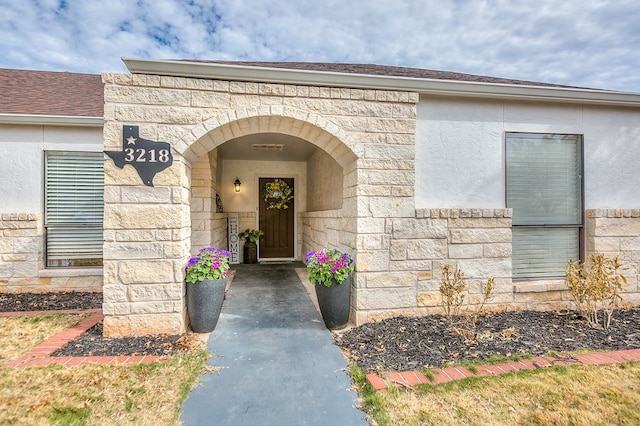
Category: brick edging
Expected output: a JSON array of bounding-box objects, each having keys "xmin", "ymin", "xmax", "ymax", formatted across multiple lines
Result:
[
  {"xmin": 2, "ymin": 310, "xmax": 166, "ymax": 368},
  {"xmin": 366, "ymin": 349, "xmax": 640, "ymax": 391}
]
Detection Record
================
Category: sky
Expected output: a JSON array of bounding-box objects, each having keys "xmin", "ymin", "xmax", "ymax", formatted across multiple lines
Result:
[{"xmin": 1, "ymin": 0, "xmax": 639, "ymax": 93}]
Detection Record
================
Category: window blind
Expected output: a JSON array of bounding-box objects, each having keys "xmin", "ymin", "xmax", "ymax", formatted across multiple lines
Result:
[
  {"xmin": 506, "ymin": 133, "xmax": 582, "ymax": 278},
  {"xmin": 45, "ymin": 152, "xmax": 104, "ymax": 266}
]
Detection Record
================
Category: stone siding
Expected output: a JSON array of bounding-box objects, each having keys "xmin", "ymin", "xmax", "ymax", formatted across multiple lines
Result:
[
  {"xmin": 102, "ymin": 72, "xmax": 415, "ymax": 335},
  {"xmin": 0, "ymin": 213, "xmax": 102, "ymax": 293},
  {"xmin": 355, "ymin": 208, "xmax": 514, "ymax": 323},
  {"xmin": 0, "ymin": 213, "xmax": 42, "ymax": 291},
  {"xmin": 586, "ymin": 209, "xmax": 640, "ymax": 305}
]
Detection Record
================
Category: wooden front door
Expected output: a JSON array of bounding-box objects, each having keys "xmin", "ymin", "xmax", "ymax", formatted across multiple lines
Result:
[{"xmin": 259, "ymin": 177, "xmax": 295, "ymax": 259}]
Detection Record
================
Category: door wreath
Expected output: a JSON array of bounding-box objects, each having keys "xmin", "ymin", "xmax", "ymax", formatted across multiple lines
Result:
[{"xmin": 263, "ymin": 178, "xmax": 294, "ymax": 210}]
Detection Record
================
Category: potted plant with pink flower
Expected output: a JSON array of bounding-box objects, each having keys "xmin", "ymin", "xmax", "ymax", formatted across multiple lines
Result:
[
  {"xmin": 184, "ymin": 247, "xmax": 231, "ymax": 333},
  {"xmin": 305, "ymin": 249, "xmax": 355, "ymax": 329}
]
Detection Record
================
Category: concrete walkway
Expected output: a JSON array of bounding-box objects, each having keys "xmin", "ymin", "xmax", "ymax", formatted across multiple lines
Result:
[{"xmin": 180, "ymin": 262, "xmax": 370, "ymax": 426}]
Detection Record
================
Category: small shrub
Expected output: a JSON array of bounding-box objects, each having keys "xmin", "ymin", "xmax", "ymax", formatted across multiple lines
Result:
[
  {"xmin": 439, "ymin": 264, "xmax": 466, "ymax": 323},
  {"xmin": 439, "ymin": 264, "xmax": 495, "ymax": 333},
  {"xmin": 565, "ymin": 254, "xmax": 627, "ymax": 329}
]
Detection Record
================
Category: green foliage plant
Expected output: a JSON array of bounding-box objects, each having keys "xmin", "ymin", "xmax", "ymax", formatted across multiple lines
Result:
[
  {"xmin": 305, "ymin": 249, "xmax": 355, "ymax": 287},
  {"xmin": 565, "ymin": 253, "xmax": 627, "ymax": 329},
  {"xmin": 184, "ymin": 247, "xmax": 231, "ymax": 283},
  {"xmin": 238, "ymin": 228, "xmax": 264, "ymax": 243}
]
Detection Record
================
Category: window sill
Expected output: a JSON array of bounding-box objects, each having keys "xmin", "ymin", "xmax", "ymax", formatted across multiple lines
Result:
[
  {"xmin": 513, "ymin": 279, "xmax": 566, "ymax": 293},
  {"xmin": 39, "ymin": 268, "xmax": 103, "ymax": 278}
]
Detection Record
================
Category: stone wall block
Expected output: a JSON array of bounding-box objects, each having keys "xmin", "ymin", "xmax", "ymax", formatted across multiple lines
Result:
[
  {"xmin": 366, "ymin": 169, "xmax": 415, "ymax": 186},
  {"xmin": 449, "ymin": 259, "xmax": 512, "ymax": 280},
  {"xmin": 127, "ymin": 283, "xmax": 183, "ymax": 302},
  {"xmin": 392, "ymin": 218, "xmax": 448, "ymax": 239},
  {"xmin": 102, "ymin": 284, "xmax": 129, "ymax": 302},
  {"xmin": 11, "ymin": 262, "xmax": 39, "ymax": 278},
  {"xmin": 417, "ymin": 291, "xmax": 445, "ymax": 307},
  {"xmin": 0, "ymin": 237, "xmax": 13, "ymax": 253},
  {"xmin": 620, "ymin": 237, "xmax": 640, "ymax": 251},
  {"xmin": 406, "ymin": 239, "xmax": 447, "ymax": 259},
  {"xmin": 102, "ymin": 302, "xmax": 131, "ymax": 315},
  {"xmin": 357, "ymin": 234, "xmax": 387, "ymax": 251},
  {"xmin": 590, "ymin": 237, "xmax": 622, "ymax": 252},
  {"xmin": 357, "ymin": 218, "xmax": 386, "ymax": 234},
  {"xmin": 365, "ymin": 271, "xmax": 416, "ymax": 288},
  {"xmin": 115, "ymin": 230, "xmax": 155, "ymax": 242},
  {"xmin": 390, "ymin": 259, "xmax": 433, "ymax": 271},
  {"xmin": 483, "ymin": 243, "xmax": 512, "ymax": 258},
  {"xmin": 389, "ymin": 240, "xmax": 407, "ymax": 261},
  {"xmin": 357, "ymin": 287, "xmax": 416, "ymax": 310},
  {"xmin": 449, "ymin": 244, "xmax": 483, "ymax": 259},
  {"xmin": 356, "ymin": 251, "xmax": 390, "ymax": 272},
  {"xmin": 450, "ymin": 228, "xmax": 511, "ymax": 244},
  {"xmin": 104, "ymin": 204, "xmax": 186, "ymax": 229},
  {"xmin": 2, "ymin": 254, "xmax": 27, "ymax": 262},
  {"xmin": 118, "ymin": 260, "xmax": 174, "ymax": 284},
  {"xmin": 594, "ymin": 218, "xmax": 640, "ymax": 236},
  {"xmin": 363, "ymin": 144, "xmax": 415, "ymax": 160},
  {"xmin": 191, "ymin": 91, "xmax": 231, "ymax": 108},
  {"xmin": 103, "ymin": 313, "xmax": 185, "ymax": 337},
  {"xmin": 104, "ymin": 242, "xmax": 164, "ymax": 260},
  {"xmin": 12, "ymin": 237, "xmax": 40, "ymax": 254},
  {"xmin": 129, "ymin": 301, "xmax": 177, "ymax": 314},
  {"xmin": 120, "ymin": 186, "xmax": 172, "ymax": 203}
]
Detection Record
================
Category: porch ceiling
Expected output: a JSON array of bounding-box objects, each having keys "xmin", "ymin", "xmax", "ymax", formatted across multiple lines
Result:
[{"xmin": 217, "ymin": 133, "xmax": 318, "ymax": 162}]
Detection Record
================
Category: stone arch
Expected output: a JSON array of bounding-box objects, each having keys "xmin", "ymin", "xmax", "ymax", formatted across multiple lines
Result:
[
  {"xmin": 176, "ymin": 106, "xmax": 359, "ymax": 167},
  {"xmin": 182, "ymin": 105, "xmax": 360, "ymax": 263}
]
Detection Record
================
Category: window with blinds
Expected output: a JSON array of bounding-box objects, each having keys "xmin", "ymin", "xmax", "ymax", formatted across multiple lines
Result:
[
  {"xmin": 506, "ymin": 133, "xmax": 583, "ymax": 279},
  {"xmin": 45, "ymin": 151, "xmax": 104, "ymax": 267}
]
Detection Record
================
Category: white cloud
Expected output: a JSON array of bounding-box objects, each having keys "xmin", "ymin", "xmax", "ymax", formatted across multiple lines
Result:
[{"xmin": 0, "ymin": 0, "xmax": 638, "ymax": 92}]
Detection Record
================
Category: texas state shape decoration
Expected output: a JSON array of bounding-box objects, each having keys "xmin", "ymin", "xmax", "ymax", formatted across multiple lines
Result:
[{"xmin": 105, "ymin": 126, "xmax": 174, "ymax": 187}]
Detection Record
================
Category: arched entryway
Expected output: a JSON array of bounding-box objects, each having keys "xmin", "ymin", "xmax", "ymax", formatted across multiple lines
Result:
[{"xmin": 183, "ymin": 106, "xmax": 359, "ymax": 265}]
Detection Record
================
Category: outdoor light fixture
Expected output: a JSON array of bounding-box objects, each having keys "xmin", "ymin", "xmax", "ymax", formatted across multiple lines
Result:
[{"xmin": 234, "ymin": 178, "xmax": 241, "ymax": 192}]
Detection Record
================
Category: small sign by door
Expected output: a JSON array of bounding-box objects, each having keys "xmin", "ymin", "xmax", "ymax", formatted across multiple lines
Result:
[{"xmin": 228, "ymin": 213, "xmax": 239, "ymax": 264}]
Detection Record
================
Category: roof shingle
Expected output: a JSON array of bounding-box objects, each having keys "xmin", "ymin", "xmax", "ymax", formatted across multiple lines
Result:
[
  {"xmin": 0, "ymin": 68, "xmax": 103, "ymax": 117},
  {"xmin": 183, "ymin": 60, "xmax": 586, "ymax": 89}
]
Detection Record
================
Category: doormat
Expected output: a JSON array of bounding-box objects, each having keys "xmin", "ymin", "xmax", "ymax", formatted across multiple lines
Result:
[{"xmin": 259, "ymin": 260, "xmax": 293, "ymax": 264}]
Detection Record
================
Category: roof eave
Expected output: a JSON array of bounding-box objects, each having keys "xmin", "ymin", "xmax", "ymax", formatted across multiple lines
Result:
[
  {"xmin": 122, "ymin": 58, "xmax": 640, "ymax": 108},
  {"xmin": 0, "ymin": 114, "xmax": 103, "ymax": 127}
]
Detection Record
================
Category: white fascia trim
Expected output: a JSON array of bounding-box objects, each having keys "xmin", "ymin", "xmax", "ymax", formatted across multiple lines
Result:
[
  {"xmin": 122, "ymin": 58, "xmax": 640, "ymax": 107},
  {"xmin": 0, "ymin": 113, "xmax": 103, "ymax": 127}
]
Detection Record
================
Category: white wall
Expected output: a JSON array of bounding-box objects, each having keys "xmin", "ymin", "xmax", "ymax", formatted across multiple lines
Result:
[
  {"xmin": 416, "ymin": 96, "xmax": 640, "ymax": 209},
  {"xmin": 0, "ymin": 124, "xmax": 103, "ymax": 213},
  {"xmin": 219, "ymin": 159, "xmax": 307, "ymax": 219}
]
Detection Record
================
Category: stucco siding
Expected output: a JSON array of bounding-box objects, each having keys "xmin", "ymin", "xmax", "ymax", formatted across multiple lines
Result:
[{"xmin": 415, "ymin": 96, "xmax": 640, "ymax": 209}]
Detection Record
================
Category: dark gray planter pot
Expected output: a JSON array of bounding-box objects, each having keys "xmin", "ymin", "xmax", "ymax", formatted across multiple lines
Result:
[
  {"xmin": 186, "ymin": 278, "xmax": 226, "ymax": 333},
  {"xmin": 314, "ymin": 276, "xmax": 352, "ymax": 330},
  {"xmin": 243, "ymin": 241, "xmax": 258, "ymax": 264}
]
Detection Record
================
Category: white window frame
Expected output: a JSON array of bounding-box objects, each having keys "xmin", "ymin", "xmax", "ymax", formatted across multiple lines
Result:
[
  {"xmin": 506, "ymin": 133, "xmax": 584, "ymax": 279},
  {"xmin": 45, "ymin": 151, "xmax": 104, "ymax": 268}
]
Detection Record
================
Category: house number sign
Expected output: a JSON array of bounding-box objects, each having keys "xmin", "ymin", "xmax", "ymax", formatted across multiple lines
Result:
[{"xmin": 105, "ymin": 125, "xmax": 174, "ymax": 187}]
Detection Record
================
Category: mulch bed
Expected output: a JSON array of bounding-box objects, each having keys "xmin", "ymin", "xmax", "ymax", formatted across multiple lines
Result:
[
  {"xmin": 0, "ymin": 292, "xmax": 102, "ymax": 312},
  {"xmin": 50, "ymin": 322, "xmax": 189, "ymax": 357},
  {"xmin": 0, "ymin": 292, "xmax": 190, "ymax": 357},
  {"xmin": 337, "ymin": 308, "xmax": 640, "ymax": 372},
  {"xmin": 3, "ymin": 292, "xmax": 640, "ymax": 369}
]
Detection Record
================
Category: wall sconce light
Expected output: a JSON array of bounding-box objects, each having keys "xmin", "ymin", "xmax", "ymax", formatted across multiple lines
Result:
[{"xmin": 234, "ymin": 178, "xmax": 241, "ymax": 193}]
